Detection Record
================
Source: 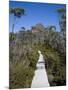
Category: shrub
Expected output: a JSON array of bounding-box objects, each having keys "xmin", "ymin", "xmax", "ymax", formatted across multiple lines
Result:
[{"xmin": 9, "ymin": 63, "xmax": 34, "ymax": 89}]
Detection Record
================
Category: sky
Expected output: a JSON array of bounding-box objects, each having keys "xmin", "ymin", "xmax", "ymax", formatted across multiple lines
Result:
[{"xmin": 9, "ymin": 1, "xmax": 65, "ymax": 32}]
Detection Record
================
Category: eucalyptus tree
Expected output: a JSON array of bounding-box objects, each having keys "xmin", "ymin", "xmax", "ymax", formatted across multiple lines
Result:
[
  {"xmin": 57, "ymin": 7, "xmax": 66, "ymax": 53},
  {"xmin": 46, "ymin": 26, "xmax": 56, "ymax": 48},
  {"xmin": 9, "ymin": 7, "xmax": 25, "ymax": 40},
  {"xmin": 57, "ymin": 8, "xmax": 66, "ymax": 37}
]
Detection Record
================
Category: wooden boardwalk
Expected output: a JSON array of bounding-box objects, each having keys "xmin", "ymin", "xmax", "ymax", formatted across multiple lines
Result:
[{"xmin": 31, "ymin": 51, "xmax": 50, "ymax": 88}]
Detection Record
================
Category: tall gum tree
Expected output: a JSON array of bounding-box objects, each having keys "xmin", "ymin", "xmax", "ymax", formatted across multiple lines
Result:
[{"xmin": 9, "ymin": 7, "xmax": 25, "ymax": 40}]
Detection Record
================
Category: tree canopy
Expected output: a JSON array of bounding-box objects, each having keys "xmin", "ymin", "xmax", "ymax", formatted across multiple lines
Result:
[{"xmin": 9, "ymin": 7, "xmax": 25, "ymax": 18}]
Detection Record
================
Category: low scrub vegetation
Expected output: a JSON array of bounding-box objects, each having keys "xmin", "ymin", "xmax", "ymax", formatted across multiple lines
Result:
[{"xmin": 9, "ymin": 7, "xmax": 66, "ymax": 88}]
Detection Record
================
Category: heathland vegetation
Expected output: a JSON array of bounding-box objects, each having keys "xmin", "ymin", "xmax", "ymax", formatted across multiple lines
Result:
[{"xmin": 9, "ymin": 7, "xmax": 66, "ymax": 89}]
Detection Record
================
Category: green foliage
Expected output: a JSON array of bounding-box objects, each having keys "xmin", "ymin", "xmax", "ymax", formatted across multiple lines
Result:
[
  {"xmin": 9, "ymin": 7, "xmax": 25, "ymax": 18},
  {"xmin": 57, "ymin": 8, "xmax": 66, "ymax": 13},
  {"xmin": 9, "ymin": 20, "xmax": 66, "ymax": 88},
  {"xmin": 9, "ymin": 42, "xmax": 39, "ymax": 89},
  {"xmin": 9, "ymin": 7, "xmax": 25, "ymax": 41},
  {"xmin": 9, "ymin": 64, "xmax": 34, "ymax": 89},
  {"xmin": 57, "ymin": 7, "xmax": 66, "ymax": 33},
  {"xmin": 27, "ymin": 51, "xmax": 39, "ymax": 69},
  {"xmin": 9, "ymin": 33, "xmax": 16, "ymax": 41},
  {"xmin": 40, "ymin": 44, "xmax": 66, "ymax": 86}
]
